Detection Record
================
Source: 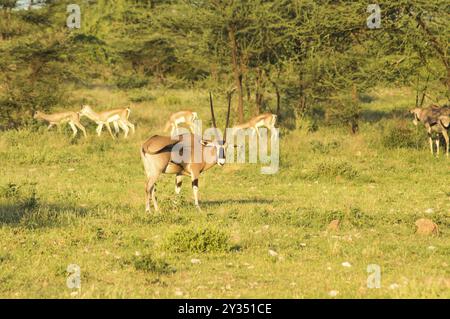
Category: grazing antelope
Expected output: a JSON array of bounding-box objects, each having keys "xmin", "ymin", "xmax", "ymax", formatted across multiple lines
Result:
[
  {"xmin": 141, "ymin": 93, "xmax": 231, "ymax": 212},
  {"xmin": 410, "ymin": 105, "xmax": 450, "ymax": 156},
  {"xmin": 232, "ymin": 113, "xmax": 277, "ymax": 137},
  {"xmin": 33, "ymin": 110, "xmax": 87, "ymax": 138},
  {"xmin": 79, "ymin": 105, "xmax": 135, "ymax": 139},
  {"xmin": 164, "ymin": 110, "xmax": 199, "ymax": 136}
]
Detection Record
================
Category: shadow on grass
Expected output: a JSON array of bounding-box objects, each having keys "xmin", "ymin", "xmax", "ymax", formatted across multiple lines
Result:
[
  {"xmin": 360, "ymin": 108, "xmax": 409, "ymax": 123},
  {"xmin": 202, "ymin": 198, "xmax": 275, "ymax": 206},
  {"xmin": 0, "ymin": 202, "xmax": 89, "ymax": 228}
]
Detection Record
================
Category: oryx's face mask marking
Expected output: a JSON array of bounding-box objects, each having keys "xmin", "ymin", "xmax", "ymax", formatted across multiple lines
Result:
[{"xmin": 216, "ymin": 140, "xmax": 226, "ymax": 166}]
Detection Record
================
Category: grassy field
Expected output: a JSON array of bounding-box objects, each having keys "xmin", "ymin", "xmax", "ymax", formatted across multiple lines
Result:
[{"xmin": 0, "ymin": 87, "xmax": 449, "ymax": 298}]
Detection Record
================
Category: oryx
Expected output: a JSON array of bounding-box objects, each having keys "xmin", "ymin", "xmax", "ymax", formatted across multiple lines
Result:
[{"xmin": 141, "ymin": 93, "xmax": 232, "ymax": 212}]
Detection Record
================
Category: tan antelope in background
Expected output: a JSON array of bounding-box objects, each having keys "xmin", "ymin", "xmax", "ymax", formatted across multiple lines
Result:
[
  {"xmin": 33, "ymin": 110, "xmax": 87, "ymax": 138},
  {"xmin": 164, "ymin": 110, "xmax": 199, "ymax": 136},
  {"xmin": 232, "ymin": 113, "xmax": 277, "ymax": 137},
  {"xmin": 410, "ymin": 105, "xmax": 450, "ymax": 156},
  {"xmin": 141, "ymin": 93, "xmax": 232, "ymax": 212},
  {"xmin": 80, "ymin": 105, "xmax": 136, "ymax": 139}
]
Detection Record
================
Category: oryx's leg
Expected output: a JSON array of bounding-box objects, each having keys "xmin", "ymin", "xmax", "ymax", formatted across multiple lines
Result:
[
  {"xmin": 190, "ymin": 171, "xmax": 201, "ymax": 210},
  {"xmin": 175, "ymin": 174, "xmax": 183, "ymax": 194},
  {"xmin": 145, "ymin": 176, "xmax": 159, "ymax": 213},
  {"xmin": 47, "ymin": 123, "xmax": 54, "ymax": 131},
  {"xmin": 96, "ymin": 123, "xmax": 104, "ymax": 136},
  {"xmin": 118, "ymin": 120, "xmax": 130, "ymax": 138},
  {"xmin": 68, "ymin": 121, "xmax": 78, "ymax": 138},
  {"xmin": 74, "ymin": 121, "xmax": 87, "ymax": 138},
  {"xmin": 105, "ymin": 122, "xmax": 116, "ymax": 139}
]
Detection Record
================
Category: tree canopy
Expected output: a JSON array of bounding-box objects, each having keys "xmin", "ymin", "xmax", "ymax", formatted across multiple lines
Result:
[{"xmin": 0, "ymin": 0, "xmax": 449, "ymax": 130}]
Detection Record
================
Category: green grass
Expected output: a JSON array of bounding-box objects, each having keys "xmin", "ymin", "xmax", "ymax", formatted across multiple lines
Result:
[{"xmin": 0, "ymin": 87, "xmax": 449, "ymax": 298}]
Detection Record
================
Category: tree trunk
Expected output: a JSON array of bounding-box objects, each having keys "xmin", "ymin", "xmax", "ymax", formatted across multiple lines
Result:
[
  {"xmin": 350, "ymin": 85, "xmax": 359, "ymax": 134},
  {"xmin": 255, "ymin": 68, "xmax": 265, "ymax": 114},
  {"xmin": 228, "ymin": 27, "xmax": 244, "ymax": 123}
]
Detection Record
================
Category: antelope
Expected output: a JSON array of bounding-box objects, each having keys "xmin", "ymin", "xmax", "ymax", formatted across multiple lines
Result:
[
  {"xmin": 164, "ymin": 110, "xmax": 199, "ymax": 136},
  {"xmin": 33, "ymin": 110, "xmax": 87, "ymax": 138},
  {"xmin": 141, "ymin": 93, "xmax": 232, "ymax": 212},
  {"xmin": 79, "ymin": 105, "xmax": 135, "ymax": 139},
  {"xmin": 410, "ymin": 105, "xmax": 450, "ymax": 156},
  {"xmin": 232, "ymin": 113, "xmax": 277, "ymax": 137}
]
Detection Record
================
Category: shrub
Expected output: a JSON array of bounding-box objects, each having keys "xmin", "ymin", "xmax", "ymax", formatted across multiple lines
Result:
[
  {"xmin": 129, "ymin": 91, "xmax": 156, "ymax": 103},
  {"xmin": 313, "ymin": 159, "xmax": 359, "ymax": 180},
  {"xmin": 116, "ymin": 75, "xmax": 149, "ymax": 90},
  {"xmin": 310, "ymin": 140, "xmax": 340, "ymax": 154},
  {"xmin": 381, "ymin": 122, "xmax": 425, "ymax": 149},
  {"xmin": 0, "ymin": 182, "xmax": 39, "ymax": 210},
  {"xmin": 166, "ymin": 227, "xmax": 230, "ymax": 253},
  {"xmin": 132, "ymin": 255, "xmax": 175, "ymax": 274}
]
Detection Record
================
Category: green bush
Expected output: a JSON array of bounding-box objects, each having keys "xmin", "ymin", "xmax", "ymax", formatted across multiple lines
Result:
[
  {"xmin": 166, "ymin": 227, "xmax": 230, "ymax": 253},
  {"xmin": 0, "ymin": 182, "xmax": 39, "ymax": 210},
  {"xmin": 381, "ymin": 122, "xmax": 425, "ymax": 149},
  {"xmin": 132, "ymin": 255, "xmax": 175, "ymax": 274},
  {"xmin": 313, "ymin": 159, "xmax": 359, "ymax": 180},
  {"xmin": 129, "ymin": 91, "xmax": 156, "ymax": 103},
  {"xmin": 116, "ymin": 76, "xmax": 149, "ymax": 90},
  {"xmin": 310, "ymin": 140, "xmax": 341, "ymax": 154}
]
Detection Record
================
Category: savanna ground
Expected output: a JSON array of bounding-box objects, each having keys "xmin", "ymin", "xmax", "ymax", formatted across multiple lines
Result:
[{"xmin": 0, "ymin": 87, "xmax": 449, "ymax": 298}]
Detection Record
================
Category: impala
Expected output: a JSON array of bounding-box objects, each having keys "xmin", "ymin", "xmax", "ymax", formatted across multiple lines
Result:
[
  {"xmin": 33, "ymin": 110, "xmax": 87, "ymax": 138},
  {"xmin": 232, "ymin": 113, "xmax": 277, "ymax": 137},
  {"xmin": 141, "ymin": 93, "xmax": 231, "ymax": 212},
  {"xmin": 79, "ymin": 105, "xmax": 135, "ymax": 139},
  {"xmin": 164, "ymin": 110, "xmax": 199, "ymax": 136}
]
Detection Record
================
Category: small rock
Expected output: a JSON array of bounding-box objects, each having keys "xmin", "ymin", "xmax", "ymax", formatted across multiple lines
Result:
[
  {"xmin": 174, "ymin": 290, "xmax": 184, "ymax": 296},
  {"xmin": 328, "ymin": 290, "xmax": 339, "ymax": 297},
  {"xmin": 70, "ymin": 291, "xmax": 79, "ymax": 297},
  {"xmin": 389, "ymin": 283, "xmax": 400, "ymax": 290},
  {"xmin": 341, "ymin": 261, "xmax": 352, "ymax": 268},
  {"xmin": 134, "ymin": 251, "xmax": 141, "ymax": 256},
  {"xmin": 268, "ymin": 250, "xmax": 278, "ymax": 257},
  {"xmin": 190, "ymin": 258, "xmax": 201, "ymax": 264},
  {"xmin": 327, "ymin": 220, "xmax": 340, "ymax": 232},
  {"xmin": 299, "ymin": 243, "xmax": 307, "ymax": 248},
  {"xmin": 425, "ymin": 208, "xmax": 434, "ymax": 214},
  {"xmin": 427, "ymin": 246, "xmax": 436, "ymax": 251},
  {"xmin": 415, "ymin": 218, "xmax": 439, "ymax": 235}
]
